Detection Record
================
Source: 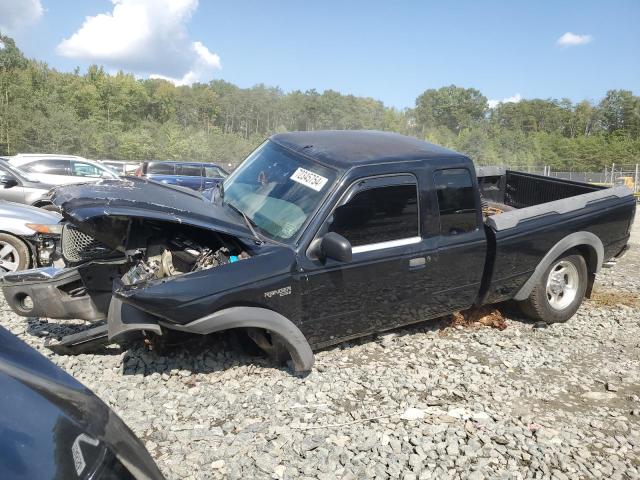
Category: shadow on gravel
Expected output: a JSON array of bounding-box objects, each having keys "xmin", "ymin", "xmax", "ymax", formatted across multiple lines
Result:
[
  {"xmin": 20, "ymin": 302, "xmax": 538, "ymax": 376},
  {"xmin": 119, "ymin": 330, "xmax": 296, "ymax": 377}
]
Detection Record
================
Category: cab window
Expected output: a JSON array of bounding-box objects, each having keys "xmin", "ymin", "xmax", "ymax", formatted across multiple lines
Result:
[
  {"xmin": 329, "ymin": 176, "xmax": 419, "ymax": 250},
  {"xmin": 433, "ymin": 168, "xmax": 478, "ymax": 235}
]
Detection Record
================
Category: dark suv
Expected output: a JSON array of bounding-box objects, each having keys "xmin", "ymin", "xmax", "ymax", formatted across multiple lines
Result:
[{"xmin": 135, "ymin": 161, "xmax": 228, "ymax": 191}]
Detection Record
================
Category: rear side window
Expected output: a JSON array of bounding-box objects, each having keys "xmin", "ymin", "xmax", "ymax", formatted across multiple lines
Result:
[
  {"xmin": 178, "ymin": 164, "xmax": 203, "ymax": 177},
  {"xmin": 434, "ymin": 168, "xmax": 478, "ymax": 235},
  {"xmin": 147, "ymin": 163, "xmax": 175, "ymax": 175},
  {"xmin": 329, "ymin": 180, "xmax": 419, "ymax": 248},
  {"xmin": 22, "ymin": 159, "xmax": 70, "ymax": 175}
]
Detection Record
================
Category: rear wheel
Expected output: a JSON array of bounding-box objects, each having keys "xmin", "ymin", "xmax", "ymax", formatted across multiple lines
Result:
[
  {"xmin": 518, "ymin": 251, "xmax": 587, "ymax": 324},
  {"xmin": 0, "ymin": 234, "xmax": 30, "ymax": 273}
]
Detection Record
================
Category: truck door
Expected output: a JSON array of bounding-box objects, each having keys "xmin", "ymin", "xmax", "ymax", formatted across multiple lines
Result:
[
  {"xmin": 430, "ymin": 168, "xmax": 487, "ymax": 312},
  {"xmin": 299, "ymin": 174, "xmax": 439, "ymax": 345}
]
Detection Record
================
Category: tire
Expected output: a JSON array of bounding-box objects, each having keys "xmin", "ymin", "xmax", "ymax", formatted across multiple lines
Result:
[
  {"xmin": 39, "ymin": 203, "xmax": 60, "ymax": 212},
  {"xmin": 518, "ymin": 250, "xmax": 587, "ymax": 324},
  {"xmin": 0, "ymin": 233, "xmax": 31, "ymax": 273},
  {"xmin": 246, "ymin": 328, "xmax": 291, "ymax": 365}
]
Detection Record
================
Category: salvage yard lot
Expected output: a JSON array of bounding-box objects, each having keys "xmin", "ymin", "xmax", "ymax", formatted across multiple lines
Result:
[{"xmin": 2, "ymin": 217, "xmax": 639, "ymax": 480}]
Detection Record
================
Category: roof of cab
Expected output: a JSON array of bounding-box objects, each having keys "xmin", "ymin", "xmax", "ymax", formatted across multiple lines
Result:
[{"xmin": 270, "ymin": 130, "xmax": 466, "ymax": 169}]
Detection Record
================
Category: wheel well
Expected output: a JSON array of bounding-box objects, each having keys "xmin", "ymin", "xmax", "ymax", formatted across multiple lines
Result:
[
  {"xmin": 571, "ymin": 244, "xmax": 598, "ymax": 298},
  {"xmin": 573, "ymin": 244, "xmax": 598, "ymax": 274}
]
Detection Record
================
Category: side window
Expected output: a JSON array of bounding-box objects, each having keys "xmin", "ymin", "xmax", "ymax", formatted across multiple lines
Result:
[
  {"xmin": 178, "ymin": 164, "xmax": 203, "ymax": 177},
  {"xmin": 329, "ymin": 179, "xmax": 419, "ymax": 249},
  {"xmin": 434, "ymin": 168, "xmax": 478, "ymax": 235},
  {"xmin": 22, "ymin": 159, "xmax": 69, "ymax": 175},
  {"xmin": 71, "ymin": 161, "xmax": 103, "ymax": 177},
  {"xmin": 147, "ymin": 163, "xmax": 175, "ymax": 175},
  {"xmin": 204, "ymin": 166, "xmax": 226, "ymax": 178}
]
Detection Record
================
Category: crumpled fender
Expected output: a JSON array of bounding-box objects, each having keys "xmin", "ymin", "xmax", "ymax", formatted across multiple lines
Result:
[{"xmin": 164, "ymin": 306, "xmax": 314, "ymax": 373}]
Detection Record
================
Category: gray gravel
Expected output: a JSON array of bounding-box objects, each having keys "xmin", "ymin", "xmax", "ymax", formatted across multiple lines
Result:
[{"xmin": 2, "ymin": 217, "xmax": 640, "ymax": 479}]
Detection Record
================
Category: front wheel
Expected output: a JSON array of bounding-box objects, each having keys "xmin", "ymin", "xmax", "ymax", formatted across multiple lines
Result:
[
  {"xmin": 518, "ymin": 251, "xmax": 587, "ymax": 324},
  {"xmin": 0, "ymin": 233, "xmax": 31, "ymax": 273}
]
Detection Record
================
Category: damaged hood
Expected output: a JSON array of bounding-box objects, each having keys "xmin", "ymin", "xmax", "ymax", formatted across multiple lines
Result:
[{"xmin": 51, "ymin": 178, "xmax": 252, "ymax": 241}]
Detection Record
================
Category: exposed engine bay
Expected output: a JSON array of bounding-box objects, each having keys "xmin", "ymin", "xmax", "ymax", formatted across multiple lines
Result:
[
  {"xmin": 122, "ymin": 234, "xmax": 249, "ymax": 286},
  {"xmin": 99, "ymin": 219, "xmax": 252, "ymax": 287}
]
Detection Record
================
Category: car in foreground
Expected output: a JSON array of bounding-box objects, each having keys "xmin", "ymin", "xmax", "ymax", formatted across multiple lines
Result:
[
  {"xmin": 0, "ymin": 201, "xmax": 62, "ymax": 273},
  {"xmin": 1, "ymin": 131, "xmax": 635, "ymax": 372},
  {"xmin": 7, "ymin": 154, "xmax": 119, "ymax": 185},
  {"xmin": 135, "ymin": 161, "xmax": 228, "ymax": 191},
  {"xmin": 0, "ymin": 325, "xmax": 163, "ymax": 479},
  {"xmin": 0, "ymin": 159, "xmax": 58, "ymax": 209}
]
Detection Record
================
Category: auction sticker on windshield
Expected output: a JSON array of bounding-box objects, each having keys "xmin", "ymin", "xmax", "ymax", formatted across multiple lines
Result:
[{"xmin": 290, "ymin": 167, "xmax": 328, "ymax": 192}]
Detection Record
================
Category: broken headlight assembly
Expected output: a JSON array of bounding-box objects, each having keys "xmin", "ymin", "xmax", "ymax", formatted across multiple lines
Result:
[{"xmin": 25, "ymin": 223, "xmax": 62, "ymax": 266}]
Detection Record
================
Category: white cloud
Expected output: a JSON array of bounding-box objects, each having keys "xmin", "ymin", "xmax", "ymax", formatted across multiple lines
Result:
[
  {"xmin": 557, "ymin": 32, "xmax": 593, "ymax": 47},
  {"xmin": 56, "ymin": 0, "xmax": 221, "ymax": 84},
  {"xmin": 488, "ymin": 93, "xmax": 522, "ymax": 109},
  {"xmin": 150, "ymin": 41, "xmax": 220, "ymax": 85},
  {"xmin": 0, "ymin": 0, "xmax": 43, "ymax": 34},
  {"xmin": 0, "ymin": 40, "xmax": 5, "ymax": 50}
]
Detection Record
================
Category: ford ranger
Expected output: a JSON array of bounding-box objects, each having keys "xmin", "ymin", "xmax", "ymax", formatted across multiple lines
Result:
[{"xmin": 1, "ymin": 131, "xmax": 636, "ymax": 372}]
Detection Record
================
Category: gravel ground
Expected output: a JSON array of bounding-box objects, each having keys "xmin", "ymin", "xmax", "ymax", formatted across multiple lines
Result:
[{"xmin": 2, "ymin": 217, "xmax": 640, "ymax": 480}]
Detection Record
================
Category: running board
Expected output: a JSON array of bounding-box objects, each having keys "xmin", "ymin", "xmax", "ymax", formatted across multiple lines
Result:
[{"xmin": 44, "ymin": 324, "xmax": 110, "ymax": 355}]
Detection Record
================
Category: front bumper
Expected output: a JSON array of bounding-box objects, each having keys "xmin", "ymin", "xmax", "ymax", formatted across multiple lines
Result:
[
  {"xmin": 1, "ymin": 264, "xmax": 162, "ymax": 347},
  {"xmin": 1, "ymin": 265, "xmax": 112, "ymax": 321}
]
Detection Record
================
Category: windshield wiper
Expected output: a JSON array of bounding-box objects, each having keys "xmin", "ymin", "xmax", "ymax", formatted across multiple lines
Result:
[{"xmin": 227, "ymin": 202, "xmax": 263, "ymax": 244}]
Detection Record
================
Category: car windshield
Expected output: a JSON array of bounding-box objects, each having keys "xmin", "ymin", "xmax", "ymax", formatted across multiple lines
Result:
[{"xmin": 223, "ymin": 140, "xmax": 337, "ymax": 242}]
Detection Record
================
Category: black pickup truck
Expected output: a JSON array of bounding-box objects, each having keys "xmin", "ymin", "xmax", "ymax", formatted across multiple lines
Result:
[{"xmin": 1, "ymin": 131, "xmax": 635, "ymax": 372}]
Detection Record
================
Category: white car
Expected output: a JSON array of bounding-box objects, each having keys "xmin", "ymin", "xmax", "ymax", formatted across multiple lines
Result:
[{"xmin": 7, "ymin": 154, "xmax": 119, "ymax": 185}]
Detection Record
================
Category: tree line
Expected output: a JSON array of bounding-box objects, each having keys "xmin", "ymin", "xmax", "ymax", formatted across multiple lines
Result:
[{"xmin": 1, "ymin": 34, "xmax": 638, "ymax": 170}]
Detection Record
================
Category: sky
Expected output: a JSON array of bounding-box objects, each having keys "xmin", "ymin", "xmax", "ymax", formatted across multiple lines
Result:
[{"xmin": 1, "ymin": 0, "xmax": 639, "ymax": 109}]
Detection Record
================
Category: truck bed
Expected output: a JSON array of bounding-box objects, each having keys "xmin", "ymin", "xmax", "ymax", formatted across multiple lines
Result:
[
  {"xmin": 477, "ymin": 167, "xmax": 632, "ymax": 231},
  {"xmin": 475, "ymin": 167, "xmax": 635, "ymax": 306}
]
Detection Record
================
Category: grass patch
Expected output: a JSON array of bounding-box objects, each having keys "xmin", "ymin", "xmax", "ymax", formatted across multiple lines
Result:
[{"xmin": 589, "ymin": 290, "xmax": 639, "ymax": 308}]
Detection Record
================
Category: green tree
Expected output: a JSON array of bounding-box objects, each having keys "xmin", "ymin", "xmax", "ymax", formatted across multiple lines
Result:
[{"xmin": 414, "ymin": 85, "xmax": 487, "ymax": 133}]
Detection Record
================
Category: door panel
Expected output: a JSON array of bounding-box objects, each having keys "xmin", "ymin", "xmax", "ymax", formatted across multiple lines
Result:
[
  {"xmin": 0, "ymin": 183, "xmax": 26, "ymax": 203},
  {"xmin": 299, "ymin": 174, "xmax": 444, "ymax": 345}
]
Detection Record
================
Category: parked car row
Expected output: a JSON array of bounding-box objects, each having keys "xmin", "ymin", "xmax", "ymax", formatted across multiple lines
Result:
[{"xmin": 134, "ymin": 160, "xmax": 228, "ymax": 190}]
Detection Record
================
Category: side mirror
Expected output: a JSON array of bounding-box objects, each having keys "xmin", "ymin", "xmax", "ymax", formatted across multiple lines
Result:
[
  {"xmin": 320, "ymin": 232, "xmax": 352, "ymax": 263},
  {"xmin": 0, "ymin": 175, "xmax": 18, "ymax": 189}
]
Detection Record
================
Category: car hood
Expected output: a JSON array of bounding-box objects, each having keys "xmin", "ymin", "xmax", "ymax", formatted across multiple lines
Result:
[
  {"xmin": 0, "ymin": 200, "xmax": 62, "ymax": 228},
  {"xmin": 50, "ymin": 178, "xmax": 252, "ymax": 245}
]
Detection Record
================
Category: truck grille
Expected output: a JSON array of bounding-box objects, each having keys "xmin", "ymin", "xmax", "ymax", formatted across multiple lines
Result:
[{"xmin": 61, "ymin": 225, "xmax": 112, "ymax": 263}]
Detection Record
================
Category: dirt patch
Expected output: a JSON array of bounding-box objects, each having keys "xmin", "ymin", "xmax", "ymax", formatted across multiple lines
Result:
[
  {"xmin": 448, "ymin": 306, "xmax": 508, "ymax": 330},
  {"xmin": 589, "ymin": 290, "xmax": 639, "ymax": 308}
]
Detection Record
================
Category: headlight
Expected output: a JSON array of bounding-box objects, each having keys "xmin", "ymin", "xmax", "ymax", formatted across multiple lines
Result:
[{"xmin": 26, "ymin": 223, "xmax": 63, "ymax": 234}]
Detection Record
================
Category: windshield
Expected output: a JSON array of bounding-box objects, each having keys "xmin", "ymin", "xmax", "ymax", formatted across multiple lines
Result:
[{"xmin": 223, "ymin": 140, "xmax": 337, "ymax": 242}]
